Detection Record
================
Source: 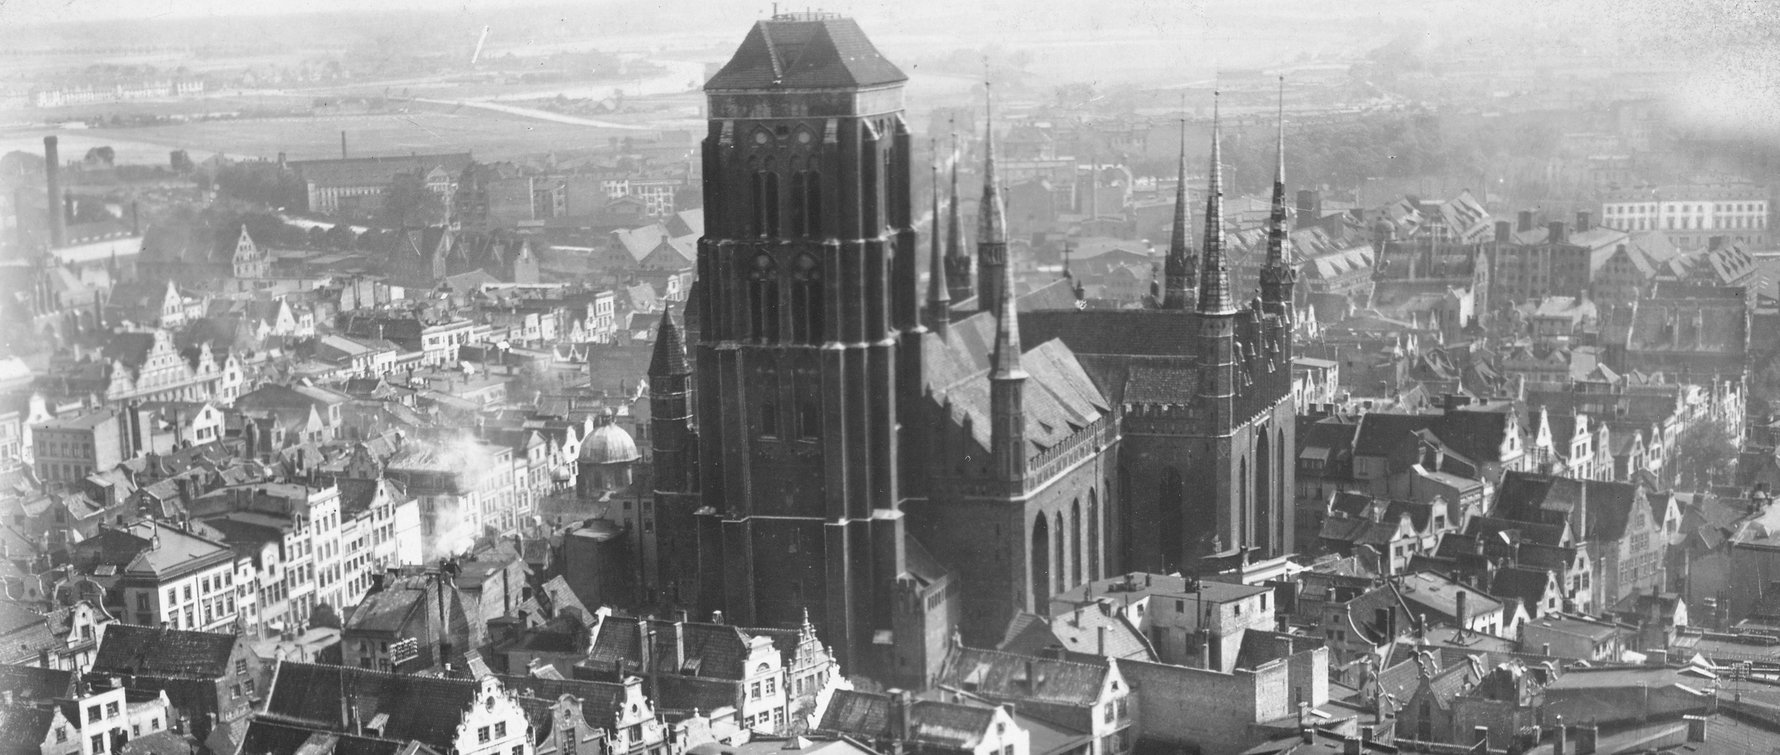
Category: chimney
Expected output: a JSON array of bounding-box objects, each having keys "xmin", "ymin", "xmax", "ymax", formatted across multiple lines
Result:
[
  {"xmin": 889, "ymin": 688, "xmax": 912, "ymax": 749},
  {"xmin": 1553, "ymin": 715, "xmax": 1566, "ymax": 755},
  {"xmin": 1517, "ymin": 210, "xmax": 1534, "ymax": 232},
  {"xmin": 131, "ymin": 200, "xmax": 140, "ymax": 235},
  {"xmin": 1549, "ymin": 220, "xmax": 1567, "ymax": 244},
  {"xmin": 1296, "ymin": 189, "xmax": 1322, "ymax": 229},
  {"xmin": 672, "ymin": 618, "xmax": 686, "ymax": 673},
  {"xmin": 1575, "ymin": 723, "xmax": 1598, "ymax": 754},
  {"xmin": 1684, "ymin": 714, "xmax": 1706, "ymax": 743},
  {"xmin": 1097, "ymin": 625, "xmax": 1107, "ymax": 657},
  {"xmin": 1575, "ymin": 210, "xmax": 1592, "ymax": 232},
  {"xmin": 1359, "ymin": 725, "xmax": 1374, "ymax": 744},
  {"xmin": 1455, "ymin": 590, "xmax": 1468, "ymax": 632},
  {"xmin": 45, "ymin": 136, "xmax": 65, "ymax": 248},
  {"xmin": 1495, "ymin": 220, "xmax": 1512, "ymax": 243},
  {"xmin": 1341, "ymin": 736, "xmax": 1360, "ymax": 755},
  {"xmin": 341, "ymin": 131, "xmax": 348, "ymax": 159}
]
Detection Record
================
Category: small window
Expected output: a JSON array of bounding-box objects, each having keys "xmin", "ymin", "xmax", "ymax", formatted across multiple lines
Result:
[{"xmin": 479, "ymin": 727, "xmax": 491, "ymax": 744}]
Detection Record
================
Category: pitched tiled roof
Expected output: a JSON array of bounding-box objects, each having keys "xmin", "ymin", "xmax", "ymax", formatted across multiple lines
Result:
[
  {"xmin": 0, "ymin": 663, "xmax": 74, "ymax": 702},
  {"xmin": 705, "ymin": 17, "xmax": 907, "ymax": 91},
  {"xmin": 1489, "ymin": 567, "xmax": 1556, "ymax": 615},
  {"xmin": 261, "ymin": 662, "xmax": 480, "ymax": 751},
  {"xmin": 587, "ymin": 617, "xmax": 752, "ymax": 681},
  {"xmin": 495, "ymin": 675, "xmax": 628, "ymax": 728},
  {"xmin": 237, "ymin": 719, "xmax": 415, "ymax": 755},
  {"xmin": 817, "ymin": 689, "xmax": 889, "ymax": 737},
  {"xmin": 290, "ymin": 154, "xmax": 473, "ymax": 190},
  {"xmin": 91, "ymin": 623, "xmax": 238, "ymax": 679},
  {"xmin": 934, "ymin": 646, "xmax": 1108, "ymax": 707}
]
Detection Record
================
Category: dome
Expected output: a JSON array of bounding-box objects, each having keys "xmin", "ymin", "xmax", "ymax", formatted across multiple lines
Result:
[{"xmin": 579, "ymin": 422, "xmax": 640, "ymax": 465}]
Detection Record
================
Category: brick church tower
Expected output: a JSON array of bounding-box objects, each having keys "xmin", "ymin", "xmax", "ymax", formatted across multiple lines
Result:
[{"xmin": 685, "ymin": 12, "xmax": 921, "ymax": 674}]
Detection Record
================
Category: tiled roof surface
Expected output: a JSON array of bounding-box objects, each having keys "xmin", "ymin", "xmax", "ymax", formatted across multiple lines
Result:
[
  {"xmin": 705, "ymin": 17, "xmax": 907, "ymax": 91},
  {"xmin": 587, "ymin": 617, "xmax": 752, "ymax": 681},
  {"xmin": 0, "ymin": 663, "xmax": 74, "ymax": 702},
  {"xmin": 817, "ymin": 689, "xmax": 889, "ymax": 737},
  {"xmin": 92, "ymin": 623, "xmax": 238, "ymax": 679},
  {"xmin": 495, "ymin": 675, "xmax": 628, "ymax": 728},
  {"xmin": 261, "ymin": 662, "xmax": 479, "ymax": 750},
  {"xmin": 935, "ymin": 646, "xmax": 1107, "ymax": 707}
]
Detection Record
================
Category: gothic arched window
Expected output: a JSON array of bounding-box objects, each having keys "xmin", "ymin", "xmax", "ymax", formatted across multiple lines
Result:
[
  {"xmin": 748, "ymin": 253, "xmax": 780, "ymax": 342},
  {"xmin": 792, "ymin": 170, "xmax": 823, "ymax": 237},
  {"xmin": 790, "ymin": 254, "xmax": 822, "ymax": 345},
  {"xmin": 752, "ymin": 170, "xmax": 781, "ymax": 237}
]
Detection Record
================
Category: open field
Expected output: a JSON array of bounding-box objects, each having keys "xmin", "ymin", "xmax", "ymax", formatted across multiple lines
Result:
[{"xmin": 8, "ymin": 108, "xmax": 641, "ymax": 164}]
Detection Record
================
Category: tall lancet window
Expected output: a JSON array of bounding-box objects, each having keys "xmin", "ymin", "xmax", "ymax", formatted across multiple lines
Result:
[
  {"xmin": 752, "ymin": 169, "xmax": 781, "ymax": 237},
  {"xmin": 792, "ymin": 170, "xmax": 823, "ymax": 237},
  {"xmin": 790, "ymin": 253, "xmax": 822, "ymax": 344},
  {"xmin": 748, "ymin": 253, "xmax": 780, "ymax": 342}
]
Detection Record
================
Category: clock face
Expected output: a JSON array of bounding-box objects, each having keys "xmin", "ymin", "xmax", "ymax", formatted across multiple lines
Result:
[
  {"xmin": 754, "ymin": 131, "xmax": 770, "ymax": 145},
  {"xmin": 797, "ymin": 131, "xmax": 812, "ymax": 144}
]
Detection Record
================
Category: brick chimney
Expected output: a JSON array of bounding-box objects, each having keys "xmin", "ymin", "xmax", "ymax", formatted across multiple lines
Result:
[
  {"xmin": 1518, "ymin": 210, "xmax": 1534, "ymax": 232},
  {"xmin": 44, "ymin": 136, "xmax": 65, "ymax": 248}
]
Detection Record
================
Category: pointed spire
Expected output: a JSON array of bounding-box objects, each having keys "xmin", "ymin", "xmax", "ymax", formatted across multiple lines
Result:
[
  {"xmin": 1197, "ymin": 92, "xmax": 1235, "ymax": 315},
  {"xmin": 1162, "ymin": 114, "xmax": 1195, "ymax": 310},
  {"xmin": 991, "ymin": 256, "xmax": 1024, "ymax": 381},
  {"xmin": 1266, "ymin": 76, "xmax": 1290, "ymax": 272},
  {"xmin": 649, "ymin": 311, "xmax": 688, "ymax": 376},
  {"xmin": 944, "ymin": 124, "xmax": 972, "ymax": 303},
  {"xmin": 976, "ymin": 82, "xmax": 1010, "ymax": 310},
  {"xmin": 927, "ymin": 156, "xmax": 951, "ymax": 333},
  {"xmin": 978, "ymin": 85, "xmax": 1006, "ymax": 245}
]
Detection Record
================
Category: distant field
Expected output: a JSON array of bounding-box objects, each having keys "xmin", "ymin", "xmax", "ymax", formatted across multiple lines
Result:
[{"xmin": 58, "ymin": 108, "xmax": 632, "ymax": 162}]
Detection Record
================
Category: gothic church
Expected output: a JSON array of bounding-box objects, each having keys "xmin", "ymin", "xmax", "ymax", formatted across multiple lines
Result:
[{"xmin": 645, "ymin": 13, "xmax": 1296, "ymax": 686}]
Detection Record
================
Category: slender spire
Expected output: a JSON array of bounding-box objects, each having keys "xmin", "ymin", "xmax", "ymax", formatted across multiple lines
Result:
[
  {"xmin": 978, "ymin": 87, "xmax": 1006, "ymax": 244},
  {"xmin": 1162, "ymin": 115, "xmax": 1195, "ymax": 310},
  {"xmin": 944, "ymin": 124, "xmax": 972, "ymax": 302},
  {"xmin": 977, "ymin": 82, "xmax": 1009, "ymax": 309},
  {"xmin": 1197, "ymin": 92, "xmax": 1235, "ymax": 315},
  {"xmin": 927, "ymin": 156, "xmax": 951, "ymax": 333},
  {"xmin": 1266, "ymin": 76, "xmax": 1289, "ymax": 272},
  {"xmin": 991, "ymin": 250, "xmax": 1024, "ymax": 380}
]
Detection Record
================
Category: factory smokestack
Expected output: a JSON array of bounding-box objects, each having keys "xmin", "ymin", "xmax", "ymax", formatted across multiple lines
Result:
[
  {"xmin": 44, "ymin": 136, "xmax": 64, "ymax": 248},
  {"xmin": 341, "ymin": 131, "xmax": 348, "ymax": 159}
]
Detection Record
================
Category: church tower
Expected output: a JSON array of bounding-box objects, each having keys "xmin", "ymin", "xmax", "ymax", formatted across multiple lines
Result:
[
  {"xmin": 1195, "ymin": 97, "xmax": 1245, "ymax": 557},
  {"xmin": 692, "ymin": 12, "xmax": 917, "ymax": 674}
]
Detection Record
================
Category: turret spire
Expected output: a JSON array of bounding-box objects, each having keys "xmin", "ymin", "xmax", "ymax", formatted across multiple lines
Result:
[
  {"xmin": 1266, "ymin": 76, "xmax": 1289, "ymax": 272},
  {"xmin": 927, "ymin": 155, "xmax": 951, "ymax": 334},
  {"xmin": 1261, "ymin": 77, "xmax": 1298, "ymax": 321},
  {"xmin": 991, "ymin": 254, "xmax": 1024, "ymax": 380},
  {"xmin": 649, "ymin": 310, "xmax": 689, "ymax": 377},
  {"xmin": 977, "ymin": 82, "xmax": 1009, "ymax": 309},
  {"xmin": 1197, "ymin": 92, "xmax": 1235, "ymax": 315},
  {"xmin": 944, "ymin": 124, "xmax": 972, "ymax": 303},
  {"xmin": 1162, "ymin": 114, "xmax": 1196, "ymax": 310}
]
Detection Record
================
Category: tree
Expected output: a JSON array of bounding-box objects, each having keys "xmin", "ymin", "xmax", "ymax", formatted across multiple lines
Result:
[
  {"xmin": 309, "ymin": 602, "xmax": 342, "ymax": 630},
  {"xmin": 1669, "ymin": 421, "xmax": 1738, "ymax": 491},
  {"xmin": 380, "ymin": 171, "xmax": 447, "ymax": 228},
  {"xmin": 170, "ymin": 150, "xmax": 194, "ymax": 174},
  {"xmin": 84, "ymin": 146, "xmax": 115, "ymax": 167}
]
